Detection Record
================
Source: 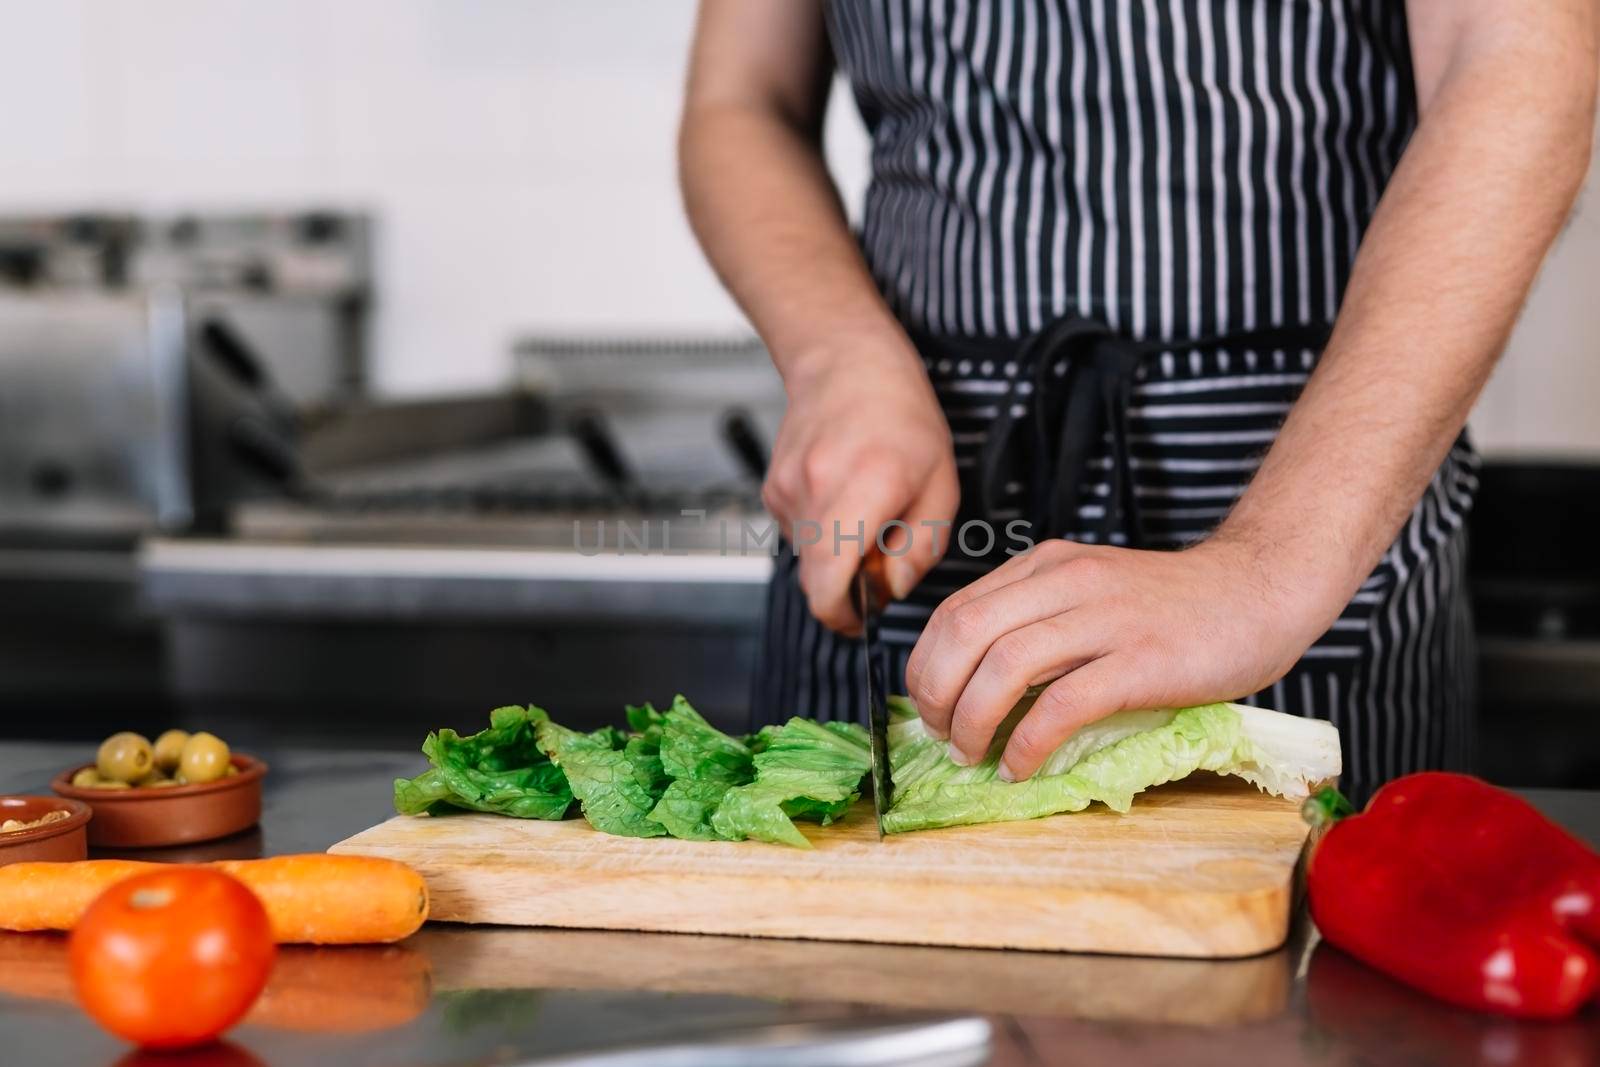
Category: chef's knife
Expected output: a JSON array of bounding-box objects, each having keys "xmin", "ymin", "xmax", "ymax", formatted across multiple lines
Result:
[{"xmin": 855, "ymin": 552, "xmax": 893, "ymax": 839}]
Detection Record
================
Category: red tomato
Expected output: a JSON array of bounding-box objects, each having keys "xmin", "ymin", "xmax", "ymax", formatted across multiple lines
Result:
[{"xmin": 69, "ymin": 867, "xmax": 276, "ymax": 1049}]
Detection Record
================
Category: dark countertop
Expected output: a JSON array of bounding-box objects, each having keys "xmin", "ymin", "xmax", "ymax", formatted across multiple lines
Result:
[{"xmin": 1, "ymin": 740, "xmax": 1595, "ymax": 1067}]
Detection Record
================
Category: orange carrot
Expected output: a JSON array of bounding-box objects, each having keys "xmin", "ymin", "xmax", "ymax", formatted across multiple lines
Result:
[
  {"xmin": 214, "ymin": 855, "xmax": 428, "ymax": 944},
  {"xmin": 0, "ymin": 855, "xmax": 428, "ymax": 944},
  {"xmin": 0, "ymin": 860, "xmax": 147, "ymax": 934}
]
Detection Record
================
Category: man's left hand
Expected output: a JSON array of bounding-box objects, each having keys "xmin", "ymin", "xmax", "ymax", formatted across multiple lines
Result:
[{"xmin": 903, "ymin": 537, "xmax": 1331, "ymax": 781}]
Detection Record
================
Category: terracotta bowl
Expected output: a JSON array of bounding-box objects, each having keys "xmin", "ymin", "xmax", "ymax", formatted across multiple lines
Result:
[
  {"xmin": 51, "ymin": 755, "xmax": 267, "ymax": 849},
  {"xmin": 0, "ymin": 796, "xmax": 91, "ymax": 865}
]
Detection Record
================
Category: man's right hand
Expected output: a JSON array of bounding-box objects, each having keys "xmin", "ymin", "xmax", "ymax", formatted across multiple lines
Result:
[
  {"xmin": 762, "ymin": 335, "xmax": 960, "ymax": 633},
  {"xmin": 679, "ymin": 3, "xmax": 959, "ymax": 630}
]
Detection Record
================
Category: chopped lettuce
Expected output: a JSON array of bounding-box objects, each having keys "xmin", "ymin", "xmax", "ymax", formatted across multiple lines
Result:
[
  {"xmin": 617, "ymin": 701, "xmax": 670, "ymax": 795},
  {"xmin": 396, "ymin": 689, "xmax": 1340, "ymax": 846},
  {"xmin": 624, "ymin": 734, "xmax": 669, "ymax": 795},
  {"xmin": 656, "ymin": 696, "xmax": 754, "ymax": 783},
  {"xmin": 646, "ymin": 696, "xmax": 754, "ymax": 840},
  {"xmin": 392, "ymin": 705, "xmax": 573, "ymax": 820},
  {"xmin": 882, "ymin": 695, "xmax": 1341, "ymax": 833},
  {"xmin": 536, "ymin": 717, "xmax": 667, "ymax": 838},
  {"xmin": 710, "ymin": 718, "xmax": 871, "ymax": 848},
  {"xmin": 649, "ymin": 778, "xmax": 740, "ymax": 840},
  {"xmin": 624, "ymin": 701, "xmax": 665, "ymax": 734}
]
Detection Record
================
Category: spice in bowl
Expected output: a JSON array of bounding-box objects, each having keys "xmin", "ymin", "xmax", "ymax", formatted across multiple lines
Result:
[{"xmin": 1, "ymin": 809, "xmax": 73, "ymax": 834}]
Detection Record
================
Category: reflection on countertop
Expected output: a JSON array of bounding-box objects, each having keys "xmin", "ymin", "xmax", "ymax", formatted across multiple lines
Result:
[{"xmin": 0, "ymin": 742, "xmax": 1595, "ymax": 1066}]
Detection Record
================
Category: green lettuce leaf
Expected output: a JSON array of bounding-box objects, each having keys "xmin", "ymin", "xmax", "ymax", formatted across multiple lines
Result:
[
  {"xmin": 657, "ymin": 696, "xmax": 754, "ymax": 782},
  {"xmin": 649, "ymin": 778, "xmax": 739, "ymax": 840},
  {"xmin": 392, "ymin": 705, "xmax": 573, "ymax": 820},
  {"xmin": 617, "ymin": 701, "xmax": 670, "ymax": 794},
  {"xmin": 624, "ymin": 701, "xmax": 665, "ymax": 734},
  {"xmin": 883, "ymin": 696, "xmax": 1342, "ymax": 834},
  {"xmin": 624, "ymin": 734, "xmax": 669, "ymax": 795},
  {"xmin": 710, "ymin": 718, "xmax": 871, "ymax": 848},
  {"xmin": 535, "ymin": 717, "xmax": 667, "ymax": 838},
  {"xmin": 645, "ymin": 696, "xmax": 755, "ymax": 840}
]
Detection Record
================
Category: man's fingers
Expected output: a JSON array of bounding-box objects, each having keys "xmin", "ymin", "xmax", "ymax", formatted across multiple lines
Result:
[
  {"xmin": 760, "ymin": 419, "xmax": 806, "ymax": 528},
  {"xmin": 799, "ymin": 463, "xmax": 916, "ymax": 633},
  {"xmin": 999, "ymin": 658, "xmax": 1128, "ymax": 781},
  {"xmin": 934, "ymin": 538, "xmax": 1048, "ymax": 609},
  {"xmin": 760, "ymin": 478, "xmax": 794, "ymax": 533},
  {"xmin": 909, "ymin": 538, "xmax": 1090, "ymax": 630},
  {"xmin": 905, "ymin": 577, "xmax": 1085, "ymax": 742},
  {"xmin": 945, "ymin": 616, "xmax": 1097, "ymax": 763},
  {"xmin": 901, "ymin": 551, "xmax": 1047, "ymax": 713},
  {"xmin": 882, "ymin": 460, "xmax": 959, "ymax": 601}
]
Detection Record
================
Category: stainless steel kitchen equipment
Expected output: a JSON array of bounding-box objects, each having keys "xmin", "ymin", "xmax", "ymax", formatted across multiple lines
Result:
[
  {"xmin": 0, "ymin": 211, "xmax": 369, "ymax": 729},
  {"xmin": 0, "ymin": 211, "xmax": 371, "ymax": 408},
  {"xmin": 137, "ymin": 333, "xmax": 788, "ymax": 738},
  {"xmin": 0, "ymin": 209, "xmax": 372, "ymax": 540},
  {"xmin": 0, "ymin": 292, "xmax": 190, "ymax": 545},
  {"xmin": 215, "ymin": 332, "xmax": 784, "ymax": 548}
]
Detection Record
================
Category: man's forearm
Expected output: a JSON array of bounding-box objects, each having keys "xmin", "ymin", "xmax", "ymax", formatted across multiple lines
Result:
[
  {"xmin": 679, "ymin": 102, "xmax": 916, "ymax": 386},
  {"xmin": 1214, "ymin": 21, "xmax": 1598, "ymax": 640},
  {"xmin": 679, "ymin": 2, "xmax": 961, "ymax": 619}
]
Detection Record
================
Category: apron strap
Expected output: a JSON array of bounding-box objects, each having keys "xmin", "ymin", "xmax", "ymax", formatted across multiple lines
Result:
[{"xmin": 975, "ymin": 317, "xmax": 1333, "ymax": 546}]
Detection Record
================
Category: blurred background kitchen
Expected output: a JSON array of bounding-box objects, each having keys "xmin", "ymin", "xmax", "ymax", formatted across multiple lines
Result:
[{"xmin": 1, "ymin": 0, "xmax": 1595, "ymax": 788}]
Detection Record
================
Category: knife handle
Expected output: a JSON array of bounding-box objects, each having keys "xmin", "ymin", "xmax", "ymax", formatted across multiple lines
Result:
[{"xmin": 856, "ymin": 549, "xmax": 893, "ymax": 619}]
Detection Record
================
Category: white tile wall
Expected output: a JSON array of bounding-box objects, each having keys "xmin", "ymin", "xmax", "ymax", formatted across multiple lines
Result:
[
  {"xmin": 0, "ymin": 0, "xmax": 872, "ymax": 398},
  {"xmin": 0, "ymin": 0, "xmax": 1593, "ymax": 454},
  {"xmin": 1475, "ymin": 187, "xmax": 1600, "ymax": 456}
]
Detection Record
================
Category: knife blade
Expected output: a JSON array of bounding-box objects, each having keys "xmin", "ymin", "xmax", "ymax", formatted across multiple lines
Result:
[{"xmin": 855, "ymin": 554, "xmax": 893, "ymax": 839}]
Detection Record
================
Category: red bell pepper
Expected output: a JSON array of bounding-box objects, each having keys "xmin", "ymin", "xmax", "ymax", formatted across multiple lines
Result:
[{"xmin": 1304, "ymin": 771, "xmax": 1600, "ymax": 1020}]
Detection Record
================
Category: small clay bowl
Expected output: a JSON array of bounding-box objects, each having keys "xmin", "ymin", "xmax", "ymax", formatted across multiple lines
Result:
[
  {"xmin": 51, "ymin": 755, "xmax": 267, "ymax": 849},
  {"xmin": 0, "ymin": 796, "xmax": 91, "ymax": 865}
]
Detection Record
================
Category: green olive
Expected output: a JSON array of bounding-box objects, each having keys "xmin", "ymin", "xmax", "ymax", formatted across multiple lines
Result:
[
  {"xmin": 71, "ymin": 767, "xmax": 102, "ymax": 788},
  {"xmin": 96, "ymin": 732, "xmax": 154, "ymax": 784},
  {"xmin": 147, "ymin": 777, "xmax": 181, "ymax": 789},
  {"xmin": 179, "ymin": 732, "xmax": 231, "ymax": 785},
  {"xmin": 152, "ymin": 729, "xmax": 190, "ymax": 774},
  {"xmin": 91, "ymin": 780, "xmax": 131, "ymax": 790}
]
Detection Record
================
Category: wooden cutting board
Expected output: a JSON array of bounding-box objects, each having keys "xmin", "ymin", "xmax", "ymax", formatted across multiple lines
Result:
[{"xmin": 330, "ymin": 774, "xmax": 1311, "ymax": 958}]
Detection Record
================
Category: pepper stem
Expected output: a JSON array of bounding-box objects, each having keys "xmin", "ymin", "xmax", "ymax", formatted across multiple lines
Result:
[{"xmin": 1301, "ymin": 786, "xmax": 1355, "ymax": 830}]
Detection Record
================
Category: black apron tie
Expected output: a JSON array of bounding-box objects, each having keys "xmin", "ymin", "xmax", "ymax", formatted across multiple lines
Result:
[{"xmin": 962, "ymin": 316, "xmax": 1332, "ymax": 547}]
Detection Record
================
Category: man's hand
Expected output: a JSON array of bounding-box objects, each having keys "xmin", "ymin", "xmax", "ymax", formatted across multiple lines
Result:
[
  {"xmin": 678, "ymin": 0, "xmax": 960, "ymax": 631},
  {"xmin": 904, "ymin": 538, "xmax": 1337, "ymax": 782},
  {"xmin": 904, "ymin": 0, "xmax": 1597, "ymax": 782},
  {"xmin": 763, "ymin": 336, "xmax": 959, "ymax": 632}
]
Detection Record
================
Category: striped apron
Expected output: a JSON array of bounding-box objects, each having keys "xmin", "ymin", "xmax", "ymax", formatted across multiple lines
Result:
[{"xmin": 753, "ymin": 0, "xmax": 1478, "ymax": 801}]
